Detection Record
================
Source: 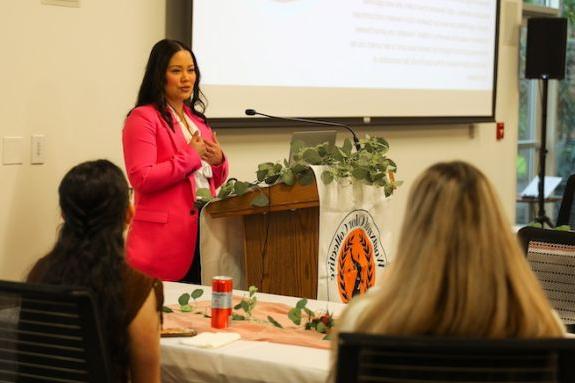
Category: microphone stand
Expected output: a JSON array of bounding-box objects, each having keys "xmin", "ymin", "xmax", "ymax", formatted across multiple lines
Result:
[{"xmin": 245, "ymin": 109, "xmax": 362, "ymax": 151}]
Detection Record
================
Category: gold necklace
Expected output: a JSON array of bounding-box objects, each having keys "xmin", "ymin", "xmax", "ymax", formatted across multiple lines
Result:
[{"xmin": 171, "ymin": 104, "xmax": 193, "ymax": 135}]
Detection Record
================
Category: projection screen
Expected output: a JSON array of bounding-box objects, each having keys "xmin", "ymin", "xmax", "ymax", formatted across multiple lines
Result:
[{"xmin": 191, "ymin": 0, "xmax": 499, "ymax": 125}]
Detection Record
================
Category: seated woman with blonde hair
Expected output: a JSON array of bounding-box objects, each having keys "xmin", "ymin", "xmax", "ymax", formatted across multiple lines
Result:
[
  {"xmin": 333, "ymin": 161, "xmax": 563, "ymax": 344},
  {"xmin": 27, "ymin": 160, "xmax": 162, "ymax": 383}
]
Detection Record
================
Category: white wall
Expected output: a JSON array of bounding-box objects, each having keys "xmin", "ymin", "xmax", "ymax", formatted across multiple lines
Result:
[
  {"xmin": 0, "ymin": 1, "xmax": 166, "ymax": 280},
  {"xmin": 0, "ymin": 0, "xmax": 521, "ymax": 281}
]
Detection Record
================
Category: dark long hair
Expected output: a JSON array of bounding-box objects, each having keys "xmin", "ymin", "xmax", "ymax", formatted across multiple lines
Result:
[
  {"xmin": 34, "ymin": 160, "xmax": 130, "ymax": 382},
  {"xmin": 133, "ymin": 38, "xmax": 207, "ymax": 129}
]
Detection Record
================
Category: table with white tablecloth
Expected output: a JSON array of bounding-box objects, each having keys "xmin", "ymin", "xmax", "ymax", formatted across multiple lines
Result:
[{"xmin": 160, "ymin": 282, "xmax": 346, "ymax": 383}]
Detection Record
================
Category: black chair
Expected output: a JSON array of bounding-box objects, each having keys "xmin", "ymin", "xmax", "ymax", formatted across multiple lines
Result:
[
  {"xmin": 517, "ymin": 226, "xmax": 575, "ymax": 330},
  {"xmin": 557, "ymin": 174, "xmax": 575, "ymax": 228},
  {"xmin": 0, "ymin": 280, "xmax": 112, "ymax": 382},
  {"xmin": 335, "ymin": 333, "xmax": 575, "ymax": 383}
]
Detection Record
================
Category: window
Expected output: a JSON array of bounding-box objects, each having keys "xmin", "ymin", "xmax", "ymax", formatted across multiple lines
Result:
[
  {"xmin": 555, "ymin": 2, "xmax": 575, "ymax": 201},
  {"xmin": 517, "ymin": 0, "xmax": 563, "ymax": 225}
]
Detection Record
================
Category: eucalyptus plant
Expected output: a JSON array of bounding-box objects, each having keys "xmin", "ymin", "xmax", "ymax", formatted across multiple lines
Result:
[{"xmin": 197, "ymin": 135, "xmax": 401, "ymax": 207}]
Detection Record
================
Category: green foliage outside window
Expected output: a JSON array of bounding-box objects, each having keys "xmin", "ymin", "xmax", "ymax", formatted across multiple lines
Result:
[{"xmin": 556, "ymin": 0, "xmax": 575, "ymax": 187}]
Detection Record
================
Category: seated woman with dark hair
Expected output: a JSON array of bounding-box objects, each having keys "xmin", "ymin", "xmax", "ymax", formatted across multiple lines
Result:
[
  {"xmin": 27, "ymin": 159, "xmax": 163, "ymax": 383},
  {"xmin": 333, "ymin": 161, "xmax": 563, "ymax": 345}
]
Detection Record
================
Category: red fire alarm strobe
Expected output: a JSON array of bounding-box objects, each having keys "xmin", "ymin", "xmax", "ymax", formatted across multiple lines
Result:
[{"xmin": 496, "ymin": 122, "xmax": 504, "ymax": 140}]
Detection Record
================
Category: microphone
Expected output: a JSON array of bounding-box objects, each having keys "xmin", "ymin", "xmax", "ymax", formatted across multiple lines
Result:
[{"xmin": 244, "ymin": 109, "xmax": 361, "ymax": 151}]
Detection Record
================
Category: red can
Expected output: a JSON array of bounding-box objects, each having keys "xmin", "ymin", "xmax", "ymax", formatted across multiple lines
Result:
[{"xmin": 211, "ymin": 276, "xmax": 233, "ymax": 329}]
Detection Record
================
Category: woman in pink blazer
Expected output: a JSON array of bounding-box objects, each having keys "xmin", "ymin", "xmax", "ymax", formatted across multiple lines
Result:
[{"xmin": 123, "ymin": 39, "xmax": 228, "ymax": 282}]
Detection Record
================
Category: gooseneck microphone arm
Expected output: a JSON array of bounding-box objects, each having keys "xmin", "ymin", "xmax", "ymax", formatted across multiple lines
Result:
[{"xmin": 245, "ymin": 109, "xmax": 361, "ymax": 151}]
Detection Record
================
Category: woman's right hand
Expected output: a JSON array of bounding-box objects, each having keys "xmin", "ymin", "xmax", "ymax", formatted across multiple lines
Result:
[{"xmin": 189, "ymin": 131, "xmax": 206, "ymax": 157}]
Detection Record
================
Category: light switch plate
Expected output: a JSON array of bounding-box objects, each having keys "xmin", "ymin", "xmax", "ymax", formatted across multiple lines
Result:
[
  {"xmin": 3, "ymin": 137, "xmax": 25, "ymax": 165},
  {"xmin": 31, "ymin": 135, "xmax": 46, "ymax": 164}
]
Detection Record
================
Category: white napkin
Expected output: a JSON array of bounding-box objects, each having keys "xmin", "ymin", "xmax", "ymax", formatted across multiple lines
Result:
[{"xmin": 179, "ymin": 332, "xmax": 241, "ymax": 349}]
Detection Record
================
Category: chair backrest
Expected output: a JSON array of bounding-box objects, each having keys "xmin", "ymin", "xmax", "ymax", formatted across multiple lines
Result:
[
  {"xmin": 557, "ymin": 174, "xmax": 575, "ymax": 228},
  {"xmin": 335, "ymin": 333, "xmax": 575, "ymax": 383},
  {"xmin": 0, "ymin": 279, "xmax": 112, "ymax": 383},
  {"xmin": 517, "ymin": 226, "xmax": 575, "ymax": 328}
]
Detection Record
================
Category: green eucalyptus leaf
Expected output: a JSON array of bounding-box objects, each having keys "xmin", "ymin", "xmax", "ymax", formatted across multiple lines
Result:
[
  {"xmin": 288, "ymin": 308, "xmax": 302, "ymax": 325},
  {"xmin": 264, "ymin": 174, "xmax": 281, "ymax": 185},
  {"xmin": 178, "ymin": 293, "xmax": 190, "ymax": 306},
  {"xmin": 217, "ymin": 180, "xmax": 235, "ymax": 199},
  {"xmin": 233, "ymin": 302, "xmax": 243, "ymax": 310},
  {"xmin": 316, "ymin": 321, "xmax": 327, "ymax": 333},
  {"xmin": 376, "ymin": 178, "xmax": 387, "ymax": 187},
  {"xmin": 322, "ymin": 334, "xmax": 333, "ymax": 341},
  {"xmin": 317, "ymin": 144, "xmax": 329, "ymax": 157},
  {"xmin": 352, "ymin": 167, "xmax": 369, "ymax": 180},
  {"xmin": 384, "ymin": 184, "xmax": 393, "ymax": 197},
  {"xmin": 296, "ymin": 298, "xmax": 308, "ymax": 310},
  {"xmin": 321, "ymin": 170, "xmax": 334, "ymax": 185},
  {"xmin": 162, "ymin": 306, "xmax": 174, "ymax": 313},
  {"xmin": 256, "ymin": 169, "xmax": 268, "ymax": 182},
  {"xmin": 180, "ymin": 304, "xmax": 192, "ymax": 312},
  {"xmin": 232, "ymin": 313, "xmax": 246, "ymax": 320},
  {"xmin": 240, "ymin": 300, "xmax": 250, "ymax": 312},
  {"xmin": 234, "ymin": 181, "xmax": 251, "ymax": 195},
  {"xmin": 370, "ymin": 171, "xmax": 384, "ymax": 182},
  {"xmin": 302, "ymin": 148, "xmax": 322, "ymax": 164},
  {"xmin": 191, "ymin": 289, "xmax": 204, "ymax": 300},
  {"xmin": 281, "ymin": 168, "xmax": 295, "ymax": 186},
  {"xmin": 217, "ymin": 188, "xmax": 231, "ymax": 199},
  {"xmin": 267, "ymin": 316, "xmax": 284, "ymax": 328},
  {"xmin": 356, "ymin": 155, "xmax": 371, "ymax": 167},
  {"xmin": 374, "ymin": 136, "xmax": 389, "ymax": 147},
  {"xmin": 331, "ymin": 147, "xmax": 345, "ymax": 162},
  {"xmin": 342, "ymin": 139, "xmax": 352, "ymax": 155},
  {"xmin": 251, "ymin": 193, "xmax": 270, "ymax": 207},
  {"xmin": 378, "ymin": 158, "xmax": 390, "ymax": 169},
  {"xmin": 196, "ymin": 188, "xmax": 213, "ymax": 202},
  {"xmin": 249, "ymin": 286, "xmax": 258, "ymax": 296},
  {"xmin": 258, "ymin": 162, "xmax": 274, "ymax": 171},
  {"xmin": 283, "ymin": 158, "xmax": 290, "ymax": 168},
  {"xmin": 290, "ymin": 140, "xmax": 306, "ymax": 155},
  {"xmin": 298, "ymin": 170, "xmax": 315, "ymax": 185},
  {"xmin": 291, "ymin": 163, "xmax": 308, "ymax": 175}
]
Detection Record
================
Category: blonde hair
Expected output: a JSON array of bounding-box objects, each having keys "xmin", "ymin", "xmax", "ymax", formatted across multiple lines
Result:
[{"xmin": 336, "ymin": 161, "xmax": 563, "ymax": 339}]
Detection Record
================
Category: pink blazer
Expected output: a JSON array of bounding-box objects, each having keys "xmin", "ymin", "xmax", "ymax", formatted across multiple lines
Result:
[{"xmin": 122, "ymin": 104, "xmax": 228, "ymax": 281}]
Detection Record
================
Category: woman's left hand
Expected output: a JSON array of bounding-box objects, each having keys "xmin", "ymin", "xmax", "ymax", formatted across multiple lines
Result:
[{"xmin": 202, "ymin": 132, "xmax": 224, "ymax": 166}]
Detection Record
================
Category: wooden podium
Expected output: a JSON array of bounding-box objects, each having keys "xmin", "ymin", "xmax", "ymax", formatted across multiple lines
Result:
[{"xmin": 205, "ymin": 183, "xmax": 320, "ymax": 299}]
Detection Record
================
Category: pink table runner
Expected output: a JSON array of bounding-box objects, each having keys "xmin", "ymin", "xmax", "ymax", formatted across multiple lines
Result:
[{"xmin": 163, "ymin": 297, "xmax": 332, "ymax": 350}]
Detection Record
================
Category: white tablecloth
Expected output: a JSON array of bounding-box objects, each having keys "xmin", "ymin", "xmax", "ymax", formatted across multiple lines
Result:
[{"xmin": 161, "ymin": 282, "xmax": 346, "ymax": 383}]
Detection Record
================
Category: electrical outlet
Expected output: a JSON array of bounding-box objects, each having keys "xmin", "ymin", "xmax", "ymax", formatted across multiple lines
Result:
[{"xmin": 31, "ymin": 135, "xmax": 46, "ymax": 164}]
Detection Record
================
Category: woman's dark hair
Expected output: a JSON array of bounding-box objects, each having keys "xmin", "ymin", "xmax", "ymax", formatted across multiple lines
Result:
[
  {"xmin": 34, "ymin": 159, "xmax": 130, "ymax": 381},
  {"xmin": 134, "ymin": 38, "xmax": 207, "ymax": 129}
]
